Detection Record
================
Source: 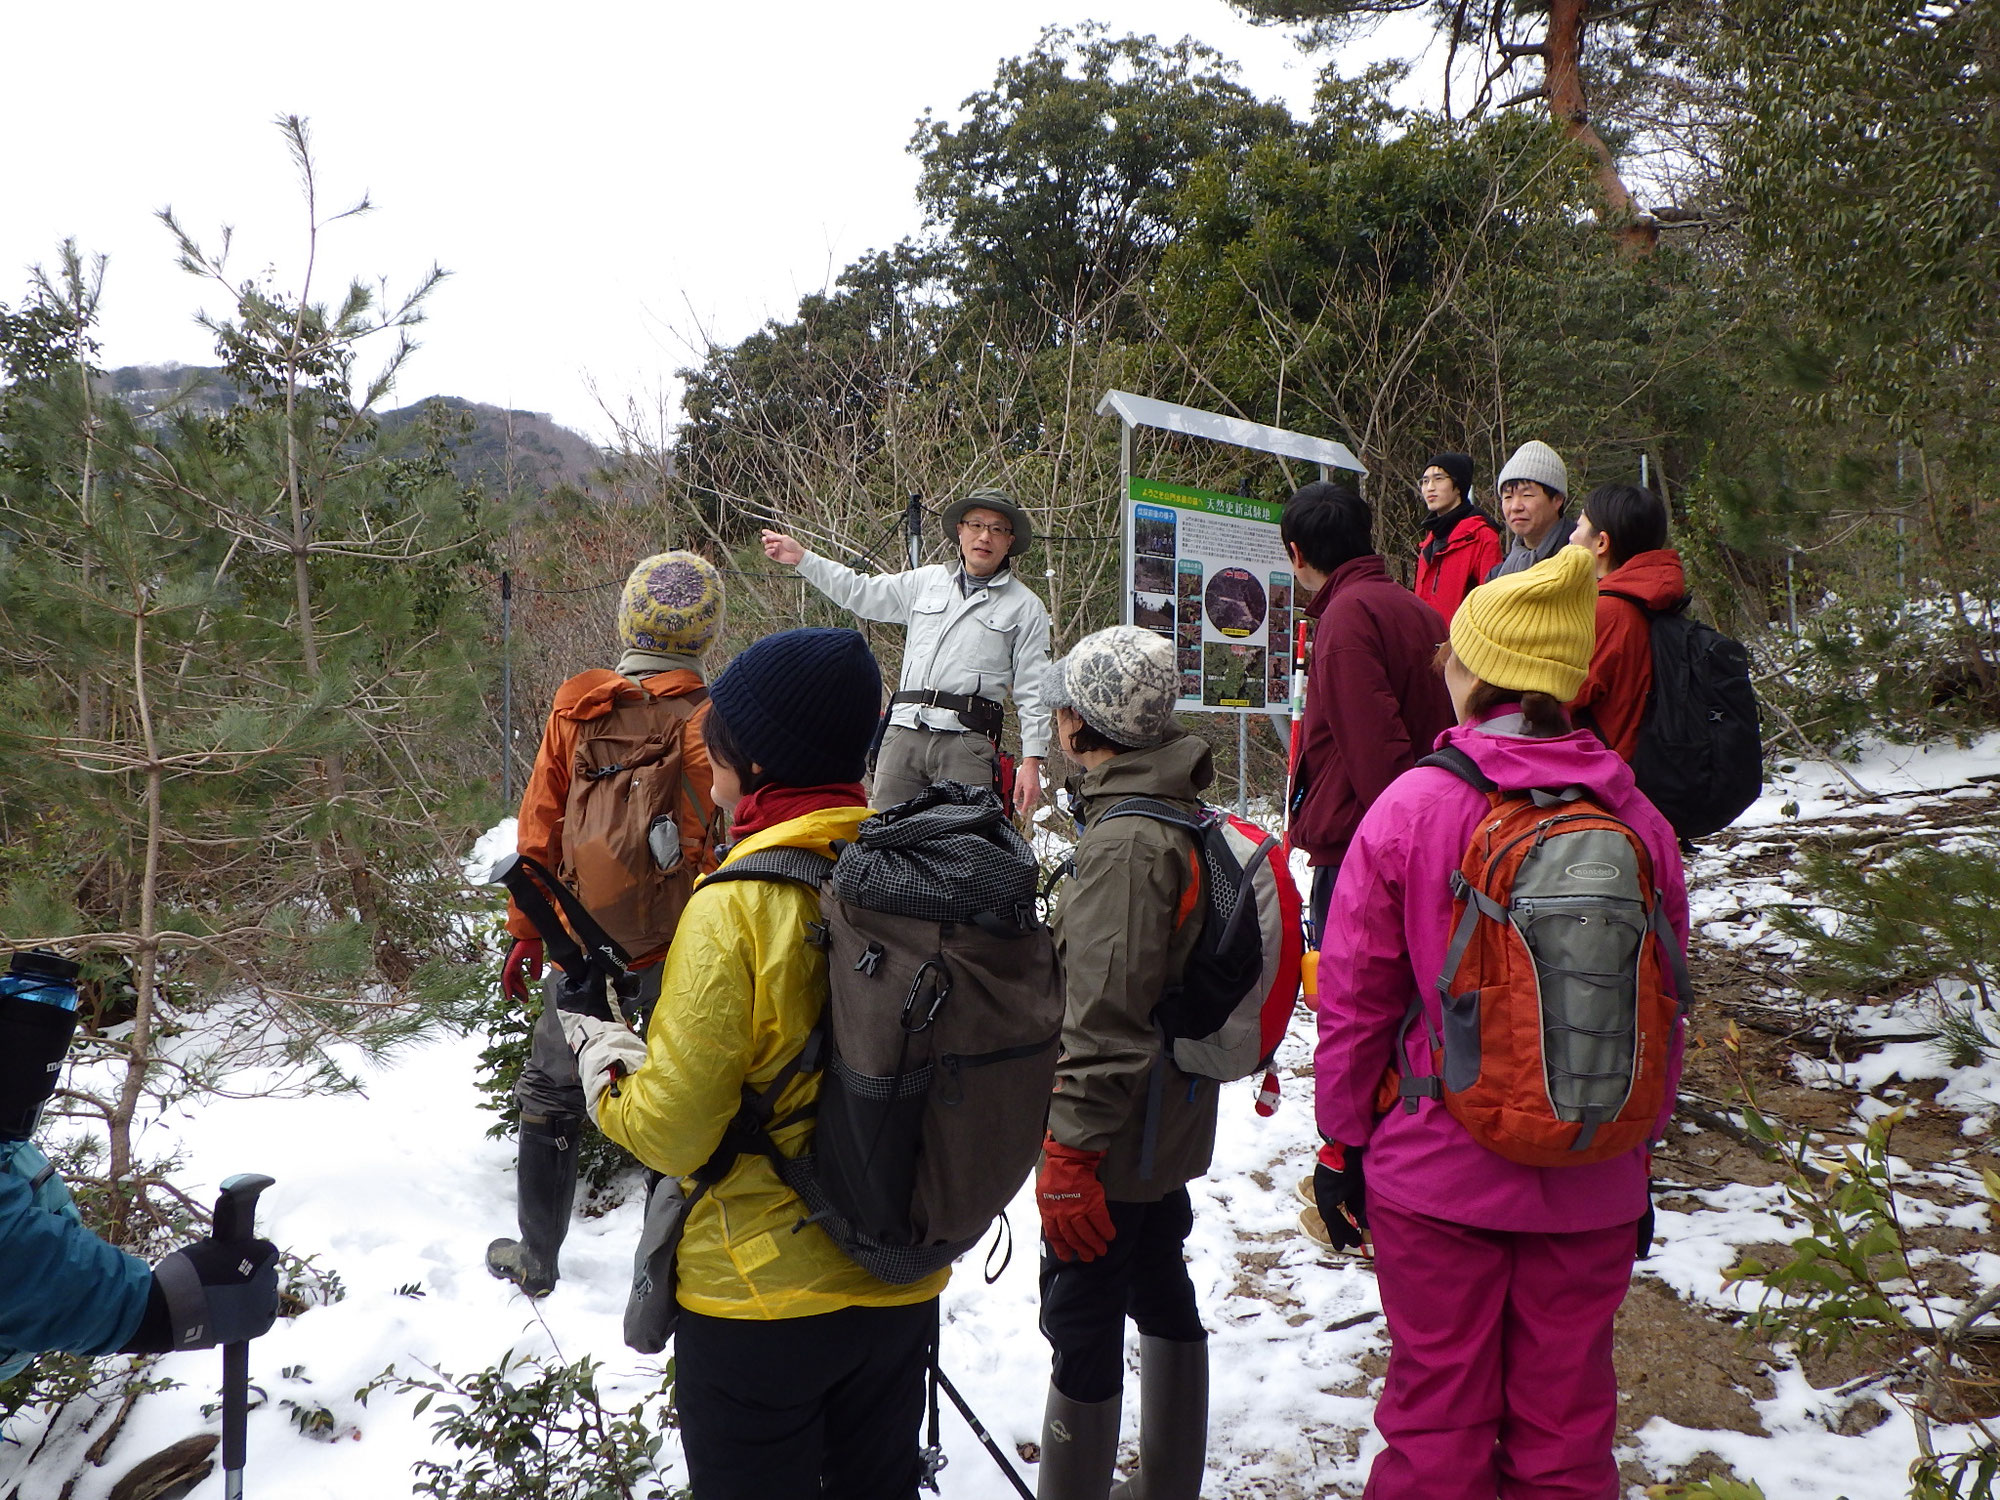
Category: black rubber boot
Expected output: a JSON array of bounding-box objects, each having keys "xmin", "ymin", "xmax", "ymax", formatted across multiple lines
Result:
[
  {"xmin": 1037, "ymin": 1383, "xmax": 1122, "ymax": 1500},
  {"xmin": 485, "ymin": 1113, "xmax": 580, "ymax": 1297},
  {"xmin": 1108, "ymin": 1336, "xmax": 1208, "ymax": 1500}
]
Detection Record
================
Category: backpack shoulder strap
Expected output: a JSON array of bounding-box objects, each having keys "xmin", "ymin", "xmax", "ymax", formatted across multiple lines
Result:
[
  {"xmin": 1414, "ymin": 745, "xmax": 1497, "ymax": 793},
  {"xmin": 1094, "ymin": 795, "xmax": 1205, "ymax": 833},
  {"xmin": 700, "ymin": 847, "xmax": 837, "ymax": 892}
]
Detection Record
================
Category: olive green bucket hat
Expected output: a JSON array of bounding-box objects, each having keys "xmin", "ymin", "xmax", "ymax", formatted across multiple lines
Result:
[{"xmin": 939, "ymin": 486, "xmax": 1034, "ymax": 560}]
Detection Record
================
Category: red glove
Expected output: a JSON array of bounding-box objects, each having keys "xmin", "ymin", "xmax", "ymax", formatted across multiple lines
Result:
[
  {"xmin": 501, "ymin": 938, "xmax": 544, "ymax": 1002},
  {"xmin": 1038, "ymin": 1138, "xmax": 1115, "ymax": 1263}
]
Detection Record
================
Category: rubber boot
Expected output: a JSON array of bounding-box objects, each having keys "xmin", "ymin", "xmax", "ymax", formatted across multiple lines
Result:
[
  {"xmin": 1108, "ymin": 1336, "xmax": 1208, "ymax": 1500},
  {"xmin": 1037, "ymin": 1383, "xmax": 1122, "ymax": 1500},
  {"xmin": 485, "ymin": 1113, "xmax": 580, "ymax": 1297}
]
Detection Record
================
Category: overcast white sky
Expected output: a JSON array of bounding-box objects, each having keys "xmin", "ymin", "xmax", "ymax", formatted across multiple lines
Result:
[{"xmin": 2, "ymin": 2, "xmax": 1435, "ymax": 441}]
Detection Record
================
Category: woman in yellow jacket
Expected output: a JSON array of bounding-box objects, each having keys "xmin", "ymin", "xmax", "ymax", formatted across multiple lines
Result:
[{"xmin": 565, "ymin": 627, "xmax": 948, "ymax": 1500}]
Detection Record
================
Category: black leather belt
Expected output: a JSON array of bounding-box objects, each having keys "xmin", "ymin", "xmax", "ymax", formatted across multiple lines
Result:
[{"xmin": 891, "ymin": 689, "xmax": 1005, "ymax": 739}]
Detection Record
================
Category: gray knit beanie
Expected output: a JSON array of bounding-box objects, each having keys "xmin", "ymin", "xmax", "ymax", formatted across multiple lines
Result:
[
  {"xmin": 1046, "ymin": 626, "xmax": 1179, "ymax": 750},
  {"xmin": 1495, "ymin": 440, "xmax": 1569, "ymax": 499}
]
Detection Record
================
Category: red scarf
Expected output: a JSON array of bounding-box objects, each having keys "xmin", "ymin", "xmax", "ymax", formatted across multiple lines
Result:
[{"xmin": 725, "ymin": 783, "xmax": 868, "ymax": 843}]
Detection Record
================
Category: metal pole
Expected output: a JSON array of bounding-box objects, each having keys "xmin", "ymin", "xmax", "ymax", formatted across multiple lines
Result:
[
  {"xmin": 906, "ymin": 491, "xmax": 924, "ymax": 572},
  {"xmin": 1120, "ymin": 421, "xmax": 1134, "ymax": 626},
  {"xmin": 1786, "ymin": 553, "xmax": 1798, "ymax": 634},
  {"xmin": 1895, "ymin": 444, "xmax": 1907, "ymax": 595},
  {"xmin": 1640, "ymin": 452, "xmax": 1650, "ymax": 490},
  {"xmin": 1237, "ymin": 713, "xmax": 1248, "ymax": 816},
  {"xmin": 500, "ymin": 570, "xmax": 513, "ymax": 808}
]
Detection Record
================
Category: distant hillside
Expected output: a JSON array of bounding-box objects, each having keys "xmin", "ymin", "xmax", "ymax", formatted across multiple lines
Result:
[
  {"xmin": 379, "ymin": 395, "xmax": 610, "ymax": 495},
  {"xmin": 101, "ymin": 365, "xmax": 610, "ymax": 495}
]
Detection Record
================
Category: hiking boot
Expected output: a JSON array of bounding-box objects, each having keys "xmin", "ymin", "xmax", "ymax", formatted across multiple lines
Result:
[
  {"xmin": 1299, "ymin": 1207, "xmax": 1375, "ymax": 1263},
  {"xmin": 1109, "ymin": 1336, "xmax": 1207, "ymax": 1500},
  {"xmin": 485, "ymin": 1236, "xmax": 556, "ymax": 1298},
  {"xmin": 1036, "ymin": 1383, "xmax": 1122, "ymax": 1499},
  {"xmin": 486, "ymin": 1113, "xmax": 579, "ymax": 1297}
]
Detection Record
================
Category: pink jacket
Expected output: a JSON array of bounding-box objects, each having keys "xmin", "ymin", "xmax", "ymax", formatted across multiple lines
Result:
[{"xmin": 1313, "ymin": 710, "xmax": 1690, "ymax": 1233}]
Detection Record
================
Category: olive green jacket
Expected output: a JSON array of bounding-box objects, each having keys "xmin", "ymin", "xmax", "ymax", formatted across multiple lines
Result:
[{"xmin": 1049, "ymin": 731, "xmax": 1217, "ymax": 1201}]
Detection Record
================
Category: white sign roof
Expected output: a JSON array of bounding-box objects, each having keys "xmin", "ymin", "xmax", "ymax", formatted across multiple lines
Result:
[{"xmin": 1096, "ymin": 389, "xmax": 1367, "ymax": 475}]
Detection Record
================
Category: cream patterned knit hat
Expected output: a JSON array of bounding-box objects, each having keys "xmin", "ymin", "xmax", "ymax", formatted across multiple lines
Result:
[{"xmin": 1046, "ymin": 626, "xmax": 1179, "ymax": 749}]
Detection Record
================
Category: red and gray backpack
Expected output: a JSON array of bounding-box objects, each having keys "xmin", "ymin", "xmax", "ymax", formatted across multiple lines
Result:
[
  {"xmin": 1092, "ymin": 798, "xmax": 1304, "ymax": 1115},
  {"xmin": 1394, "ymin": 746, "xmax": 1692, "ymax": 1166}
]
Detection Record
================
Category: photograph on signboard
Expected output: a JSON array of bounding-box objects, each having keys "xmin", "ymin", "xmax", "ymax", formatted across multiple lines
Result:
[
  {"xmin": 1134, "ymin": 507, "xmax": 1177, "ymax": 558},
  {"xmin": 1180, "ymin": 670, "xmax": 1202, "ymax": 700},
  {"xmin": 1132, "ymin": 593, "xmax": 1174, "ymax": 632},
  {"xmin": 1177, "ymin": 646, "xmax": 1201, "ymax": 672},
  {"xmin": 1176, "ymin": 559, "xmax": 1203, "ymax": 598},
  {"xmin": 1203, "ymin": 642, "xmax": 1266, "ymax": 708},
  {"xmin": 1133, "ymin": 554, "xmax": 1174, "ymax": 595},
  {"xmin": 1177, "ymin": 596, "xmax": 1201, "ymax": 628},
  {"xmin": 1204, "ymin": 567, "xmax": 1267, "ymax": 639}
]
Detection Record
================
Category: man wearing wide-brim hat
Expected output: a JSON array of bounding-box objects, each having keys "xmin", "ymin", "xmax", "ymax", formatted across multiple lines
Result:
[{"xmin": 761, "ymin": 487, "xmax": 1051, "ymax": 813}]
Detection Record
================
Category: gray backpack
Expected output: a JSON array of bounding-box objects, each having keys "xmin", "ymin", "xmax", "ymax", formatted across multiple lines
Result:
[{"xmin": 652, "ymin": 783, "xmax": 1062, "ymax": 1302}]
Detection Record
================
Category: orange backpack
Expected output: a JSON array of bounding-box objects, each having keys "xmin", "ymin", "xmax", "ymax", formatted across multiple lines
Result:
[
  {"xmin": 558, "ymin": 678, "xmax": 717, "ymax": 965},
  {"xmin": 1394, "ymin": 746, "xmax": 1691, "ymax": 1167}
]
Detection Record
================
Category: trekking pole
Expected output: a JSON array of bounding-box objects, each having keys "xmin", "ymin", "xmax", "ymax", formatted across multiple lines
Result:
[
  {"xmin": 213, "ymin": 1173, "xmax": 275, "ymax": 1500},
  {"xmin": 930, "ymin": 1359, "xmax": 1035, "ymax": 1500},
  {"xmin": 905, "ymin": 491, "xmax": 924, "ymax": 571}
]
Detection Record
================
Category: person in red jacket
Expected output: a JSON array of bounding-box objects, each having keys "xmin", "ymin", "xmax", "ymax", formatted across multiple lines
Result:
[
  {"xmin": 1568, "ymin": 483, "xmax": 1688, "ymax": 761},
  {"xmin": 1412, "ymin": 452, "xmax": 1504, "ymax": 626},
  {"xmin": 1282, "ymin": 480, "xmax": 1454, "ymax": 943}
]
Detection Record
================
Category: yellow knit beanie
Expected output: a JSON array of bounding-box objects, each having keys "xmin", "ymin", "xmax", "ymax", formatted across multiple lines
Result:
[{"xmin": 1450, "ymin": 544, "xmax": 1598, "ymax": 700}]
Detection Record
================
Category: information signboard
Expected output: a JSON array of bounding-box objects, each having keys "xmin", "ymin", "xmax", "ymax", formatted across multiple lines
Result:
[{"xmin": 1124, "ymin": 476, "xmax": 1298, "ymax": 714}]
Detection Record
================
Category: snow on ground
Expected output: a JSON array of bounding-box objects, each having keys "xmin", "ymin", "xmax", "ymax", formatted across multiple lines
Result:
[{"xmin": 6, "ymin": 735, "xmax": 1998, "ymax": 1498}]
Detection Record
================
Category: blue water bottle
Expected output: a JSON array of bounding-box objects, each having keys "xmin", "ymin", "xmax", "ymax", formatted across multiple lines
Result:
[{"xmin": 0, "ymin": 949, "xmax": 81, "ymax": 1011}]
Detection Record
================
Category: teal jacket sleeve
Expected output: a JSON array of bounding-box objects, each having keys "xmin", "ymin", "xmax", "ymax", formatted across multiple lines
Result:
[{"xmin": 0, "ymin": 1166, "xmax": 155, "ymax": 1357}]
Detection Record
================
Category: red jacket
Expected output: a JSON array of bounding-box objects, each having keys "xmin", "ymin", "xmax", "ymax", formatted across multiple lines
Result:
[
  {"xmin": 1570, "ymin": 549, "xmax": 1688, "ymax": 761},
  {"xmin": 1413, "ymin": 511, "xmax": 1504, "ymax": 627},
  {"xmin": 1292, "ymin": 555, "xmax": 1454, "ymax": 867}
]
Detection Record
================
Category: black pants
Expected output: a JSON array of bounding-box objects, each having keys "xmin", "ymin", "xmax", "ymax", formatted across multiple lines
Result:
[
  {"xmin": 1309, "ymin": 861, "xmax": 1342, "ymax": 950},
  {"xmin": 675, "ymin": 1298, "xmax": 939, "ymax": 1500},
  {"xmin": 1039, "ymin": 1190, "xmax": 1204, "ymax": 1403}
]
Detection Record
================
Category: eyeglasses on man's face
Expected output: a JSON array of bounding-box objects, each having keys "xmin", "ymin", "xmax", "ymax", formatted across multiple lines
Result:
[{"xmin": 958, "ymin": 521, "xmax": 1014, "ymax": 538}]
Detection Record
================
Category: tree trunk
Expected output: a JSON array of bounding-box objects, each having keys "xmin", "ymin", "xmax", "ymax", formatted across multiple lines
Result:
[
  {"xmin": 106, "ymin": 600, "xmax": 162, "ymax": 1245},
  {"xmin": 1544, "ymin": 0, "xmax": 1658, "ymax": 255}
]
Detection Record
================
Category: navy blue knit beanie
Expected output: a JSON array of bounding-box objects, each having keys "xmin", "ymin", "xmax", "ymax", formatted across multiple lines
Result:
[{"xmin": 709, "ymin": 627, "xmax": 882, "ymax": 786}]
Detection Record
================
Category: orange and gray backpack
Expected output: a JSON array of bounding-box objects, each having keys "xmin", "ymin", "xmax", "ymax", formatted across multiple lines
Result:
[
  {"xmin": 1394, "ymin": 746, "xmax": 1691, "ymax": 1167},
  {"xmin": 557, "ymin": 671, "xmax": 719, "ymax": 964}
]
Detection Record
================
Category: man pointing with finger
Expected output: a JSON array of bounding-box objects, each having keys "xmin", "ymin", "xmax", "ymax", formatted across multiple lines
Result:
[{"xmin": 761, "ymin": 487, "xmax": 1051, "ymax": 813}]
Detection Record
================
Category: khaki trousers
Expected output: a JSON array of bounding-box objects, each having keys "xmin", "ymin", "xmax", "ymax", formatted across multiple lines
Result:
[{"xmin": 869, "ymin": 724, "xmax": 997, "ymax": 810}]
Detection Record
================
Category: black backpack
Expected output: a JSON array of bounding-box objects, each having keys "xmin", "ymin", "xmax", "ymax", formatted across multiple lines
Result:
[
  {"xmin": 1606, "ymin": 593, "xmax": 1763, "ymax": 839},
  {"xmin": 699, "ymin": 783, "xmax": 1063, "ymax": 1285}
]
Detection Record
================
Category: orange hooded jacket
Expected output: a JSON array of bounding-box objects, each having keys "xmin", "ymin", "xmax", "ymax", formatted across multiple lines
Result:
[{"xmin": 505, "ymin": 668, "xmax": 716, "ymax": 949}]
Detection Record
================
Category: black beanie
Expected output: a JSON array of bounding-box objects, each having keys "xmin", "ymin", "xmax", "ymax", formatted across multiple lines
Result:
[
  {"xmin": 1427, "ymin": 451, "xmax": 1475, "ymax": 504},
  {"xmin": 709, "ymin": 627, "xmax": 882, "ymax": 787}
]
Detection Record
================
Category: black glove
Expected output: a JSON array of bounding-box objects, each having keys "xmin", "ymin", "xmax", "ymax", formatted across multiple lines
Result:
[
  {"xmin": 1313, "ymin": 1142, "xmax": 1368, "ymax": 1253},
  {"xmin": 547, "ymin": 966, "xmax": 614, "ymax": 1024},
  {"xmin": 124, "ymin": 1236, "xmax": 281, "ymax": 1353}
]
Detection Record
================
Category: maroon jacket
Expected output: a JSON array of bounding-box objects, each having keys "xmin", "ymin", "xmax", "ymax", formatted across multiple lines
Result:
[
  {"xmin": 1413, "ymin": 510, "xmax": 1505, "ymax": 627},
  {"xmin": 1292, "ymin": 555, "xmax": 1454, "ymax": 867}
]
